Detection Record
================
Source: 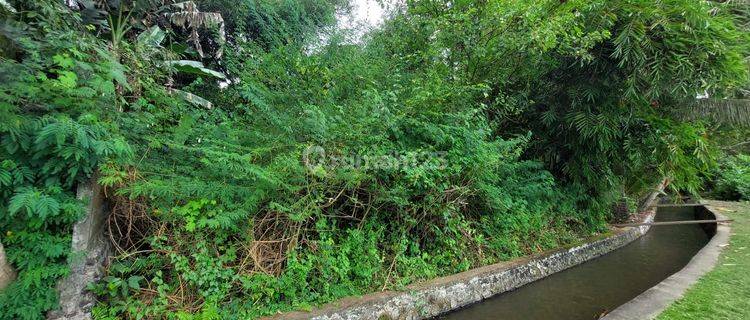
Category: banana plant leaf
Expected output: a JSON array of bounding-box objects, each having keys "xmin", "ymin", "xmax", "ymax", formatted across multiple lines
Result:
[
  {"xmin": 165, "ymin": 60, "xmax": 226, "ymax": 79},
  {"xmin": 167, "ymin": 88, "xmax": 213, "ymax": 109},
  {"xmin": 137, "ymin": 26, "xmax": 165, "ymax": 47}
]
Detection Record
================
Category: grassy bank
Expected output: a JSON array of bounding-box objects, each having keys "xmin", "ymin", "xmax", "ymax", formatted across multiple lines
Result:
[{"xmin": 657, "ymin": 200, "xmax": 750, "ymax": 320}]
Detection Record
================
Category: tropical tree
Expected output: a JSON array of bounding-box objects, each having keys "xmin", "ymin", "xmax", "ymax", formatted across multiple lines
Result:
[{"xmin": 377, "ymin": 0, "xmax": 748, "ymax": 200}]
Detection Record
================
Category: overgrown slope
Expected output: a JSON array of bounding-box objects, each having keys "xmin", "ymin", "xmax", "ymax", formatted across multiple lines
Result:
[{"xmin": 1, "ymin": 0, "xmax": 748, "ymax": 319}]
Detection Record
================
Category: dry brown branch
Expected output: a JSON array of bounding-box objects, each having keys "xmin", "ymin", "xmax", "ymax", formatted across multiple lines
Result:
[
  {"xmin": 236, "ymin": 210, "xmax": 300, "ymax": 276},
  {"xmin": 104, "ymin": 168, "xmax": 157, "ymax": 255}
]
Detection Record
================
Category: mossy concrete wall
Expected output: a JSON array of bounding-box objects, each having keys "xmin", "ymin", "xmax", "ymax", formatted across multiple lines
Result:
[
  {"xmin": 48, "ymin": 178, "xmax": 111, "ymax": 320},
  {"xmin": 268, "ymin": 212, "xmax": 655, "ymax": 320}
]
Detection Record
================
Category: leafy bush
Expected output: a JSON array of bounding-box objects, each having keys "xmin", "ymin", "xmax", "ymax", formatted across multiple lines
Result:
[
  {"xmin": 89, "ymin": 0, "xmax": 748, "ymax": 318},
  {"xmin": 0, "ymin": 2, "xmax": 131, "ymax": 318},
  {"xmin": 711, "ymin": 155, "xmax": 750, "ymax": 201}
]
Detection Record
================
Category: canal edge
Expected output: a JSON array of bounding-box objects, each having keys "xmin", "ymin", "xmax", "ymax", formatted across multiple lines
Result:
[
  {"xmin": 263, "ymin": 211, "xmax": 657, "ymax": 320},
  {"xmin": 601, "ymin": 203, "xmax": 731, "ymax": 320}
]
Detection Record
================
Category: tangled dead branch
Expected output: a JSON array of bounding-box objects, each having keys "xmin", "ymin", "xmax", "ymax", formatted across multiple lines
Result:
[
  {"xmin": 103, "ymin": 168, "xmax": 157, "ymax": 255},
  {"xmin": 238, "ymin": 210, "xmax": 300, "ymax": 276}
]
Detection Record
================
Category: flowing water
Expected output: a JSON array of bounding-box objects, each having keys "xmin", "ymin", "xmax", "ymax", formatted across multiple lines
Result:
[{"xmin": 439, "ymin": 206, "xmax": 713, "ymax": 320}]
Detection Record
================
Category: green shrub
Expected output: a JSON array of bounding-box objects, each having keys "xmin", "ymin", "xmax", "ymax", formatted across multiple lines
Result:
[{"xmin": 711, "ymin": 155, "xmax": 750, "ymax": 201}]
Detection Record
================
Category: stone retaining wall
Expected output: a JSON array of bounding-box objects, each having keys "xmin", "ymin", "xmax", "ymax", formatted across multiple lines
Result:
[{"xmin": 269, "ymin": 212, "xmax": 655, "ymax": 320}]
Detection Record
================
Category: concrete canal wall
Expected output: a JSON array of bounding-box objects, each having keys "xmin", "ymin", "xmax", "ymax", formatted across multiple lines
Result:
[{"xmin": 602, "ymin": 204, "xmax": 728, "ymax": 320}]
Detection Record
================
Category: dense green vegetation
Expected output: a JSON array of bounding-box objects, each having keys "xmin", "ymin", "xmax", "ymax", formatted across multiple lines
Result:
[
  {"xmin": 0, "ymin": 0, "xmax": 748, "ymax": 319},
  {"xmin": 710, "ymin": 155, "xmax": 750, "ymax": 201},
  {"xmin": 0, "ymin": 2, "xmax": 132, "ymax": 317}
]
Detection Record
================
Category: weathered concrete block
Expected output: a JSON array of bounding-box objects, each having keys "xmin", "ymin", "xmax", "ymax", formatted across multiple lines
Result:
[
  {"xmin": 0, "ymin": 240, "xmax": 16, "ymax": 290},
  {"xmin": 48, "ymin": 178, "xmax": 110, "ymax": 320}
]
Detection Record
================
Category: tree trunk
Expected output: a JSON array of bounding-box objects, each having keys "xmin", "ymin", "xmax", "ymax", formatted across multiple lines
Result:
[
  {"xmin": 0, "ymin": 240, "xmax": 16, "ymax": 290},
  {"xmin": 638, "ymin": 178, "xmax": 671, "ymax": 213}
]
